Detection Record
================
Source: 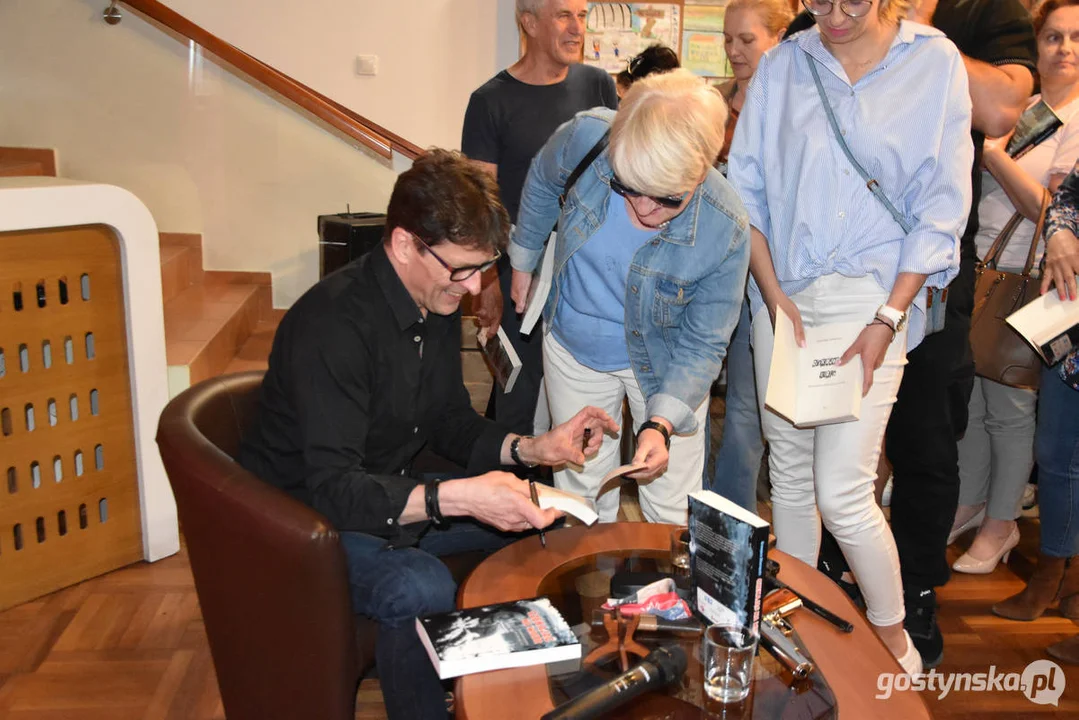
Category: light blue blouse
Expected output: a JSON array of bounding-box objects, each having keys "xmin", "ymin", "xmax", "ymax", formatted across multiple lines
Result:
[{"xmin": 727, "ymin": 21, "xmax": 974, "ymax": 348}]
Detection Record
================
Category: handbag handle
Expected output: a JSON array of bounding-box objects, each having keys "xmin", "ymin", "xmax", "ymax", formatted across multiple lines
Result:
[
  {"xmin": 559, "ymin": 131, "xmax": 610, "ymax": 209},
  {"xmin": 979, "ymin": 188, "xmax": 1050, "ymax": 276}
]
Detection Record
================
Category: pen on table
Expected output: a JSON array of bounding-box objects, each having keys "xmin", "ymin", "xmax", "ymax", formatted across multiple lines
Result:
[
  {"xmin": 766, "ymin": 575, "xmax": 854, "ymax": 633},
  {"xmin": 528, "ymin": 479, "xmax": 547, "ymax": 548}
]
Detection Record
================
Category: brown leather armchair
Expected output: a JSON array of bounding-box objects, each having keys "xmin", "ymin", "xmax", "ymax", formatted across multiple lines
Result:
[{"xmin": 156, "ymin": 371, "xmax": 374, "ymax": 720}]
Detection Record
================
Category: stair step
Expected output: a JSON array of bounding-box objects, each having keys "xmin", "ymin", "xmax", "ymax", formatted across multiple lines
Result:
[
  {"xmin": 224, "ymin": 320, "xmax": 279, "ymax": 374},
  {"xmin": 0, "ymin": 161, "xmax": 45, "ymax": 177},
  {"xmin": 164, "ymin": 282, "xmax": 262, "ymax": 395}
]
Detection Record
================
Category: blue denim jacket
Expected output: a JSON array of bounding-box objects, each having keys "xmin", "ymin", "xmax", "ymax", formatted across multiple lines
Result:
[{"xmin": 509, "ymin": 109, "xmax": 750, "ymax": 433}]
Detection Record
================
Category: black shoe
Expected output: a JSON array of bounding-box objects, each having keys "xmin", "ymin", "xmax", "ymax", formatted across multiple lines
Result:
[
  {"xmin": 904, "ymin": 588, "xmax": 944, "ymax": 669},
  {"xmin": 816, "ymin": 539, "xmax": 866, "ymax": 610}
]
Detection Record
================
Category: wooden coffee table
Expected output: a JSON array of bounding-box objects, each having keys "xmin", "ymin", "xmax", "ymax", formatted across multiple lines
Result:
[{"xmin": 456, "ymin": 522, "xmax": 930, "ymax": 719}]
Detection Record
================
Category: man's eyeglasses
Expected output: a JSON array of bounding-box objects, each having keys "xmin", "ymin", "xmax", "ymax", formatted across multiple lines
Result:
[
  {"xmin": 609, "ymin": 175, "xmax": 687, "ymax": 209},
  {"xmin": 412, "ymin": 233, "xmax": 501, "ymax": 282},
  {"xmin": 802, "ymin": 0, "xmax": 874, "ymax": 18}
]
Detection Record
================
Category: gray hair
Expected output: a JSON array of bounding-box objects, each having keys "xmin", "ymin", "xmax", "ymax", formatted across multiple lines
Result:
[
  {"xmin": 609, "ymin": 68, "xmax": 727, "ymax": 197},
  {"xmin": 516, "ymin": 0, "xmax": 548, "ymax": 22}
]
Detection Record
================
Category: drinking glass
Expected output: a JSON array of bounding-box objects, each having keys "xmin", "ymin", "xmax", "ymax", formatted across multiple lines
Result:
[{"xmin": 703, "ymin": 623, "xmax": 758, "ymax": 703}]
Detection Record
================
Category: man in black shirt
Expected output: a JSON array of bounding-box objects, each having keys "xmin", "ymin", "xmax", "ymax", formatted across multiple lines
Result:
[
  {"xmin": 787, "ymin": 0, "xmax": 1037, "ymax": 670},
  {"xmin": 239, "ymin": 150, "xmax": 617, "ymax": 719},
  {"xmin": 462, "ymin": 0, "xmax": 619, "ymax": 437}
]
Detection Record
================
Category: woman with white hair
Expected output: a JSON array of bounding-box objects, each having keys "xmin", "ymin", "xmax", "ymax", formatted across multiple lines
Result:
[
  {"xmin": 728, "ymin": 0, "xmax": 973, "ymax": 674},
  {"xmin": 509, "ymin": 68, "xmax": 750, "ymax": 524}
]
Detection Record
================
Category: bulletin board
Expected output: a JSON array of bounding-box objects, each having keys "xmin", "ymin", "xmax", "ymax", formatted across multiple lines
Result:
[{"xmin": 585, "ymin": 1, "xmax": 734, "ymax": 79}]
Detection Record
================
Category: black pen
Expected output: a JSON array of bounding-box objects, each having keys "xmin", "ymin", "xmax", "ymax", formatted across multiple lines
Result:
[
  {"xmin": 766, "ymin": 575, "xmax": 854, "ymax": 633},
  {"xmin": 528, "ymin": 479, "xmax": 547, "ymax": 548}
]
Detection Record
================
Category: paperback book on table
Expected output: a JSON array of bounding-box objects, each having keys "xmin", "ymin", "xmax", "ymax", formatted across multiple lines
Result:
[
  {"xmin": 415, "ymin": 596, "xmax": 580, "ymax": 679},
  {"xmin": 1006, "ymin": 281, "xmax": 1079, "ymax": 364},
  {"xmin": 1006, "ymin": 99, "xmax": 1064, "ymax": 159},
  {"xmin": 688, "ymin": 489, "xmax": 770, "ymax": 635},
  {"xmin": 764, "ymin": 308, "xmax": 864, "ymax": 427}
]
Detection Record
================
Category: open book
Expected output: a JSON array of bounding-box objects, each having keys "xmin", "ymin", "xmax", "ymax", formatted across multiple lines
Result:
[
  {"xmin": 764, "ymin": 308, "xmax": 863, "ymax": 427},
  {"xmin": 534, "ymin": 484, "xmax": 599, "ymax": 526},
  {"xmin": 477, "ymin": 325, "xmax": 522, "ymax": 393},
  {"xmin": 1006, "ymin": 282, "xmax": 1079, "ymax": 364},
  {"xmin": 1006, "ymin": 99, "xmax": 1064, "ymax": 159}
]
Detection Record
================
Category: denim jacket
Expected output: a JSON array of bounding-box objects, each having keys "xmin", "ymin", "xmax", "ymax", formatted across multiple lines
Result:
[{"xmin": 509, "ymin": 109, "xmax": 750, "ymax": 433}]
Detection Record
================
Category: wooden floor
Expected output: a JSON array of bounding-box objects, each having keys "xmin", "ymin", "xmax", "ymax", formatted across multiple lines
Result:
[{"xmin": 3, "ymin": 369, "xmax": 1078, "ymax": 717}]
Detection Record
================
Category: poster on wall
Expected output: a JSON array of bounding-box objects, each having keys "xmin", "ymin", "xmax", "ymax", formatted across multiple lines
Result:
[
  {"xmin": 682, "ymin": 3, "xmax": 730, "ymax": 77},
  {"xmin": 584, "ymin": 3, "xmax": 682, "ymax": 74}
]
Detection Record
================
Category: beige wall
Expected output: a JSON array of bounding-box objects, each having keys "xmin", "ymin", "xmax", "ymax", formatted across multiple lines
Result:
[
  {"xmin": 160, "ymin": 0, "xmax": 521, "ymax": 151},
  {"xmin": 0, "ymin": 0, "xmax": 517, "ymax": 307}
]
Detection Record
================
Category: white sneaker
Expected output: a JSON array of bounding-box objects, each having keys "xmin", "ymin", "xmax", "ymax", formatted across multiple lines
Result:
[{"xmin": 896, "ymin": 630, "xmax": 924, "ymax": 677}]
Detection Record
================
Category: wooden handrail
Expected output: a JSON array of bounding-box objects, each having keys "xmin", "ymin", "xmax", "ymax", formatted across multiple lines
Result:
[{"xmin": 116, "ymin": 0, "xmax": 423, "ymax": 161}]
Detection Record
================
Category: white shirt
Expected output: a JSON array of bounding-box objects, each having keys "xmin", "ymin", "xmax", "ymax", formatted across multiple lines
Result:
[{"xmin": 976, "ymin": 95, "xmax": 1079, "ymax": 270}]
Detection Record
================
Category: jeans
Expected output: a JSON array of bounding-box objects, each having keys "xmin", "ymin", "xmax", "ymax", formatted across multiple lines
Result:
[
  {"xmin": 886, "ymin": 254, "xmax": 976, "ymax": 593},
  {"xmin": 1036, "ymin": 365, "xmax": 1079, "ymax": 558},
  {"xmin": 340, "ymin": 519, "xmax": 517, "ymax": 720},
  {"xmin": 708, "ymin": 300, "xmax": 764, "ymax": 512},
  {"xmin": 752, "ymin": 274, "xmax": 907, "ymax": 627}
]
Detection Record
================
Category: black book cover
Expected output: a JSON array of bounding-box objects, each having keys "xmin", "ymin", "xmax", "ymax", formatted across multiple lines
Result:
[
  {"xmin": 688, "ymin": 490, "xmax": 771, "ymax": 634},
  {"xmin": 1006, "ymin": 99, "xmax": 1064, "ymax": 159},
  {"xmin": 415, "ymin": 596, "xmax": 580, "ymax": 679},
  {"xmin": 1042, "ymin": 323, "xmax": 1079, "ymax": 365}
]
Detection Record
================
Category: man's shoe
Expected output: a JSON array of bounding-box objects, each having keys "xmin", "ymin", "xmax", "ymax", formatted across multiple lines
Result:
[{"xmin": 904, "ymin": 588, "xmax": 944, "ymax": 669}]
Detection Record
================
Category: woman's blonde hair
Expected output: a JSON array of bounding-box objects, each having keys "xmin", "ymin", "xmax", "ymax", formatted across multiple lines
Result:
[
  {"xmin": 881, "ymin": 0, "xmax": 915, "ymax": 24},
  {"xmin": 724, "ymin": 0, "xmax": 794, "ymax": 37},
  {"xmin": 609, "ymin": 68, "xmax": 727, "ymax": 197}
]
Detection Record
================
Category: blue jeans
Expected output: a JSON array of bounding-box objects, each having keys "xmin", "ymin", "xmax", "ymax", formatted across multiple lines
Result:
[
  {"xmin": 708, "ymin": 301, "xmax": 764, "ymax": 511},
  {"xmin": 340, "ymin": 519, "xmax": 518, "ymax": 720},
  {"xmin": 1036, "ymin": 365, "xmax": 1079, "ymax": 558}
]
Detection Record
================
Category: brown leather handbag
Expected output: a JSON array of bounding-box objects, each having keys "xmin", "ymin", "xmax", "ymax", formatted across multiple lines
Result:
[{"xmin": 970, "ymin": 190, "xmax": 1050, "ymax": 390}]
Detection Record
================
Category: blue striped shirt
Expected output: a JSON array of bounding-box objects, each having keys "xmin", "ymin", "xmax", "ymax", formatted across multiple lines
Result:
[{"xmin": 728, "ymin": 21, "xmax": 973, "ymax": 348}]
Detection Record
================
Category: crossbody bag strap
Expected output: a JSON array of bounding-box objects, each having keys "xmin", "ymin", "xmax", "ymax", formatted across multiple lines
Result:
[
  {"xmin": 805, "ymin": 52, "xmax": 913, "ymax": 234},
  {"xmin": 559, "ymin": 130, "xmax": 610, "ymax": 209}
]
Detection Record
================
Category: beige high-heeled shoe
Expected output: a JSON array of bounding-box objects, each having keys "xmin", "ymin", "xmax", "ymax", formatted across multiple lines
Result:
[{"xmin": 952, "ymin": 526, "xmax": 1020, "ymax": 574}]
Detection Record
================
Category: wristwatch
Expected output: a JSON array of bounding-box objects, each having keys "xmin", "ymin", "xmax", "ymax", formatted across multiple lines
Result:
[
  {"xmin": 637, "ymin": 420, "xmax": 671, "ymax": 449},
  {"xmin": 510, "ymin": 435, "xmax": 538, "ymax": 468},
  {"xmin": 875, "ymin": 304, "xmax": 907, "ymax": 333}
]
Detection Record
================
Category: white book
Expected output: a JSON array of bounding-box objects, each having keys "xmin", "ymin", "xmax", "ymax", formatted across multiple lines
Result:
[
  {"xmin": 764, "ymin": 308, "xmax": 863, "ymax": 428},
  {"xmin": 477, "ymin": 325, "xmax": 522, "ymax": 393},
  {"xmin": 534, "ymin": 484, "xmax": 599, "ymax": 526},
  {"xmin": 1006, "ymin": 281, "xmax": 1079, "ymax": 364},
  {"xmin": 519, "ymin": 231, "xmax": 557, "ymax": 337}
]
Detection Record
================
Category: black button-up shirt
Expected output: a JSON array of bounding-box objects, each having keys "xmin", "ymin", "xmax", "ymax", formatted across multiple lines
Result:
[{"xmin": 238, "ymin": 245, "xmax": 506, "ymax": 543}]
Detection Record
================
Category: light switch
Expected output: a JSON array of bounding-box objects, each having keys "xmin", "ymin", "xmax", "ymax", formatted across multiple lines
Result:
[{"xmin": 355, "ymin": 55, "xmax": 379, "ymax": 76}]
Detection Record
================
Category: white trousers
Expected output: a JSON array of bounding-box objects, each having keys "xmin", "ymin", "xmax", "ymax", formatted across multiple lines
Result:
[
  {"xmin": 543, "ymin": 333, "xmax": 708, "ymax": 524},
  {"xmin": 751, "ymin": 274, "xmax": 907, "ymax": 627}
]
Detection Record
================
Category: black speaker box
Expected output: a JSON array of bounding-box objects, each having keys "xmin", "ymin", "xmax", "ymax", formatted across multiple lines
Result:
[{"xmin": 318, "ymin": 212, "xmax": 386, "ymax": 278}]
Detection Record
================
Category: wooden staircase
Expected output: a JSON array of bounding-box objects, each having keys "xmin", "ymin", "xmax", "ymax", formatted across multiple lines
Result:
[{"xmin": 1, "ymin": 146, "xmax": 281, "ymax": 392}]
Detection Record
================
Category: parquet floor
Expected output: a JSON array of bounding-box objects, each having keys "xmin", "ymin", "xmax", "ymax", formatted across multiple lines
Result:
[{"xmin": 3, "ymin": 368, "xmax": 1079, "ymax": 717}]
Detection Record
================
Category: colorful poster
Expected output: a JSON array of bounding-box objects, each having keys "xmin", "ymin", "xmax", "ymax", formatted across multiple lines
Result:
[
  {"xmin": 682, "ymin": 30, "xmax": 729, "ymax": 77},
  {"xmin": 585, "ymin": 3, "xmax": 682, "ymax": 74},
  {"xmin": 683, "ymin": 3, "xmax": 727, "ymax": 33}
]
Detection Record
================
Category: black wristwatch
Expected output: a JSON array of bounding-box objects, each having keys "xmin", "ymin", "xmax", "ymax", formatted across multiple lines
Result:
[{"xmin": 637, "ymin": 420, "xmax": 671, "ymax": 449}]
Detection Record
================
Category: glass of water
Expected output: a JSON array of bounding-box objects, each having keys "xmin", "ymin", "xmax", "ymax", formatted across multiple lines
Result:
[{"xmin": 703, "ymin": 623, "xmax": 758, "ymax": 703}]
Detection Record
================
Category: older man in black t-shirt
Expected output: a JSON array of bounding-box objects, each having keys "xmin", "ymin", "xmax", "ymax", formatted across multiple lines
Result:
[
  {"xmin": 240, "ymin": 151, "xmax": 617, "ymax": 719},
  {"xmin": 462, "ymin": 0, "xmax": 618, "ymax": 438},
  {"xmin": 787, "ymin": 0, "xmax": 1037, "ymax": 670}
]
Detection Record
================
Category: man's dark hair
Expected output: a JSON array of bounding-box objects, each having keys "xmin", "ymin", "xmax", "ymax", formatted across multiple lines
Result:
[
  {"xmin": 626, "ymin": 44, "xmax": 680, "ymax": 83},
  {"xmin": 384, "ymin": 149, "xmax": 509, "ymax": 253}
]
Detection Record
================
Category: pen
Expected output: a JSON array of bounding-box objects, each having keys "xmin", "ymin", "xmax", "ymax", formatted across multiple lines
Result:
[
  {"xmin": 528, "ymin": 479, "xmax": 547, "ymax": 548},
  {"xmin": 765, "ymin": 575, "xmax": 854, "ymax": 634},
  {"xmin": 583, "ymin": 427, "xmax": 592, "ymax": 452}
]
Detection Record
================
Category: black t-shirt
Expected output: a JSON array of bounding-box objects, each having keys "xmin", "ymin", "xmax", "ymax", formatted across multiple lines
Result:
[
  {"xmin": 461, "ymin": 63, "xmax": 618, "ymax": 222},
  {"xmin": 787, "ymin": 1, "xmax": 1036, "ymax": 256}
]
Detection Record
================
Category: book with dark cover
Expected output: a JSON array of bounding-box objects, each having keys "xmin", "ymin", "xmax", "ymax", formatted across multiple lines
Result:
[
  {"xmin": 1006, "ymin": 99, "xmax": 1064, "ymax": 159},
  {"xmin": 477, "ymin": 325, "xmax": 522, "ymax": 393},
  {"xmin": 688, "ymin": 489, "xmax": 771, "ymax": 635},
  {"xmin": 1007, "ymin": 283, "xmax": 1079, "ymax": 364},
  {"xmin": 415, "ymin": 596, "xmax": 580, "ymax": 679}
]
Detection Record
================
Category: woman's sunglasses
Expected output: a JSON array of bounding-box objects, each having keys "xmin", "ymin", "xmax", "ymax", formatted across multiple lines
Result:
[{"xmin": 609, "ymin": 175, "xmax": 687, "ymax": 209}]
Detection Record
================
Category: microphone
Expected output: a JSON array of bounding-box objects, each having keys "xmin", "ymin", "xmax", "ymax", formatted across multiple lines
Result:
[{"xmin": 541, "ymin": 645, "xmax": 687, "ymax": 720}]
